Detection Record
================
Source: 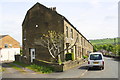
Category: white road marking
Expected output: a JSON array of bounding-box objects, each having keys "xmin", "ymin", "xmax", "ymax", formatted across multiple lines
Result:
[{"xmin": 80, "ymin": 70, "xmax": 88, "ymax": 77}]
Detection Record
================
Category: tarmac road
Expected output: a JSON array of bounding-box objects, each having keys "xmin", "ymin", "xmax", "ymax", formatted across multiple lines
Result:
[
  {"xmin": 2, "ymin": 57, "xmax": 119, "ymax": 79},
  {"xmin": 79, "ymin": 57, "xmax": 118, "ymax": 78}
]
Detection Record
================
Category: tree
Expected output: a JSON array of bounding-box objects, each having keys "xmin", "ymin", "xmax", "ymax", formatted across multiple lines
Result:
[
  {"xmin": 34, "ymin": 31, "xmax": 78, "ymax": 63},
  {"xmin": 102, "ymin": 44, "xmax": 107, "ymax": 50},
  {"xmin": 93, "ymin": 45, "xmax": 99, "ymax": 52},
  {"xmin": 106, "ymin": 44, "xmax": 113, "ymax": 52}
]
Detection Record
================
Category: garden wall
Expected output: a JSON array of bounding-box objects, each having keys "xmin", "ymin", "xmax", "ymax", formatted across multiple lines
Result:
[
  {"xmin": 33, "ymin": 59, "xmax": 85, "ymax": 72},
  {"xmin": 15, "ymin": 55, "xmax": 85, "ymax": 72}
]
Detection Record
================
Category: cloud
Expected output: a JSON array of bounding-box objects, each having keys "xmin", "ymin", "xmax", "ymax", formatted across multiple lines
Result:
[
  {"xmin": 0, "ymin": 0, "xmax": 118, "ymax": 44},
  {"xmin": 104, "ymin": 16, "xmax": 117, "ymax": 20},
  {"xmin": 90, "ymin": 0, "xmax": 102, "ymax": 8}
]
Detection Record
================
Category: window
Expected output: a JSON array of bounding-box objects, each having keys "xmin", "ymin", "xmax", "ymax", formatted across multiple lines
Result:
[
  {"xmin": 66, "ymin": 43, "xmax": 69, "ymax": 48},
  {"xmin": 90, "ymin": 54, "xmax": 102, "ymax": 60},
  {"xmin": 77, "ymin": 34, "xmax": 79, "ymax": 42},
  {"xmin": 66, "ymin": 26, "xmax": 68, "ymax": 38},
  {"xmin": 32, "ymin": 51, "xmax": 35, "ymax": 57},
  {"xmin": 9, "ymin": 44, "xmax": 12, "ymax": 48},
  {"xmin": 75, "ymin": 45, "xmax": 77, "ymax": 57},
  {"xmin": 84, "ymin": 39, "xmax": 85, "ymax": 46},
  {"xmin": 35, "ymin": 24, "xmax": 38, "ymax": 28},
  {"xmin": 4, "ymin": 44, "xmax": 8, "ymax": 48},
  {"xmin": 71, "ymin": 29, "xmax": 73, "ymax": 38},
  {"xmin": 24, "ymin": 30, "xmax": 26, "ymax": 40},
  {"xmin": 66, "ymin": 43, "xmax": 69, "ymax": 53},
  {"xmin": 81, "ymin": 37, "xmax": 82, "ymax": 45}
]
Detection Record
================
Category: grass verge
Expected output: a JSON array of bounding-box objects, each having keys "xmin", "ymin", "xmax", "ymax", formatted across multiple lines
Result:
[
  {"xmin": 26, "ymin": 64, "xmax": 53, "ymax": 74},
  {"xmin": 0, "ymin": 67, "xmax": 6, "ymax": 72},
  {"xmin": 13, "ymin": 61, "xmax": 54, "ymax": 74}
]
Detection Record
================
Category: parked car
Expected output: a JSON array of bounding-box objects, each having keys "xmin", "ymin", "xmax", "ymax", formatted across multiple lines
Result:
[{"xmin": 88, "ymin": 52, "xmax": 104, "ymax": 70}]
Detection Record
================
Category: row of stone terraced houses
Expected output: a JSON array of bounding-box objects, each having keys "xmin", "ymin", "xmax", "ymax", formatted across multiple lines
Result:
[{"xmin": 22, "ymin": 2, "xmax": 93, "ymax": 64}]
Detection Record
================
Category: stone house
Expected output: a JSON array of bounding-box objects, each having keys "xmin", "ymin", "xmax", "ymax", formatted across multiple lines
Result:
[
  {"xmin": 22, "ymin": 2, "xmax": 93, "ymax": 64},
  {"xmin": 0, "ymin": 35, "xmax": 20, "ymax": 61}
]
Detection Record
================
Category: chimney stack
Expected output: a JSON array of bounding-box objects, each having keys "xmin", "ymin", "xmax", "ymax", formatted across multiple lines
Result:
[{"xmin": 49, "ymin": 7, "xmax": 56, "ymax": 11}]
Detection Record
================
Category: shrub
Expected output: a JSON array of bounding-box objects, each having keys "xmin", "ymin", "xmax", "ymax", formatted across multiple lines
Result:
[
  {"xmin": 20, "ymin": 49, "xmax": 23, "ymax": 56},
  {"xmin": 82, "ymin": 55, "xmax": 88, "ymax": 59},
  {"xmin": 65, "ymin": 53, "xmax": 74, "ymax": 61}
]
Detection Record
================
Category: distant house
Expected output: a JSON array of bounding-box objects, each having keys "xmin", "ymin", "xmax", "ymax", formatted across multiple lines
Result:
[
  {"xmin": 22, "ymin": 2, "xmax": 93, "ymax": 64},
  {"xmin": 0, "ymin": 35, "xmax": 20, "ymax": 61}
]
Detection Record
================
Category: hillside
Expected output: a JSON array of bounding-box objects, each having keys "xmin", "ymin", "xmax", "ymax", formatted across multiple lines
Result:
[{"xmin": 89, "ymin": 38, "xmax": 120, "ymax": 45}]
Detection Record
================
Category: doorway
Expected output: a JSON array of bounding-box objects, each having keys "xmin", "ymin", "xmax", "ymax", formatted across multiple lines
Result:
[{"xmin": 30, "ymin": 48, "xmax": 35, "ymax": 63}]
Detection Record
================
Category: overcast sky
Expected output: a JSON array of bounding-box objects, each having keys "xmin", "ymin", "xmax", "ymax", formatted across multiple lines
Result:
[{"xmin": 0, "ymin": 0, "xmax": 119, "ymax": 44}]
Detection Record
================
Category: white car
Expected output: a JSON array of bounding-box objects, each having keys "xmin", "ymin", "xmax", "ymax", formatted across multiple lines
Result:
[{"xmin": 88, "ymin": 52, "xmax": 104, "ymax": 70}]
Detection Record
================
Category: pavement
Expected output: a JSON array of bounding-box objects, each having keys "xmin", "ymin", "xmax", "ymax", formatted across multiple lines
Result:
[
  {"xmin": 11, "ymin": 63, "xmax": 35, "ymax": 73},
  {"xmin": 2, "ymin": 60, "xmax": 88, "ymax": 78}
]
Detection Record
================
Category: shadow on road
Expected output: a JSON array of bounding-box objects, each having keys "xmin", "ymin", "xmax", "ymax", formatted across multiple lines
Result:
[
  {"xmin": 78, "ymin": 65, "xmax": 102, "ymax": 71},
  {"xmin": 2, "ymin": 62, "xmax": 14, "ymax": 68},
  {"xmin": 113, "ymin": 57, "xmax": 120, "ymax": 62},
  {"xmin": 78, "ymin": 66, "xmax": 88, "ymax": 70},
  {"xmin": 88, "ymin": 67, "xmax": 102, "ymax": 71}
]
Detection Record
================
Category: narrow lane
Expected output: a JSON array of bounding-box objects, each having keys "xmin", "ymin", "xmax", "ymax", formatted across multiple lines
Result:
[
  {"xmin": 2, "ymin": 57, "xmax": 118, "ymax": 78},
  {"xmin": 79, "ymin": 57, "xmax": 118, "ymax": 78}
]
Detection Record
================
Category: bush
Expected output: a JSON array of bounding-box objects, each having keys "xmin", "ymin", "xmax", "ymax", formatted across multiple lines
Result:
[
  {"xmin": 65, "ymin": 53, "xmax": 74, "ymax": 61},
  {"xmin": 20, "ymin": 49, "xmax": 23, "ymax": 55},
  {"xmin": 82, "ymin": 55, "xmax": 88, "ymax": 59}
]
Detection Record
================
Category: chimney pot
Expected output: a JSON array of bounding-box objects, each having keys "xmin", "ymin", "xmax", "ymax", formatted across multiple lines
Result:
[{"xmin": 49, "ymin": 7, "xmax": 56, "ymax": 11}]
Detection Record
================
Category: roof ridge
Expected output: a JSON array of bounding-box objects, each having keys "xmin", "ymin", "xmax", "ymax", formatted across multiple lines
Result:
[{"xmin": 0, "ymin": 35, "xmax": 8, "ymax": 39}]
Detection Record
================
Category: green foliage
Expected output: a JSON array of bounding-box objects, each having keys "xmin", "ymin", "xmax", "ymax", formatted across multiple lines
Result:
[
  {"xmin": 93, "ymin": 44, "xmax": 120, "ymax": 56},
  {"xmin": 90, "ymin": 38, "xmax": 118, "ymax": 45},
  {"xmin": 65, "ymin": 53, "xmax": 74, "ymax": 61},
  {"xmin": 13, "ymin": 61, "xmax": 54, "ymax": 73},
  {"xmin": 93, "ymin": 45, "xmax": 98, "ymax": 52},
  {"xmin": 0, "ymin": 67, "xmax": 5, "ymax": 72},
  {"xmin": 66, "ymin": 53, "xmax": 72, "ymax": 61},
  {"xmin": 27, "ymin": 64, "xmax": 54, "ymax": 73},
  {"xmin": 118, "ymin": 45, "xmax": 120, "ymax": 56},
  {"xmin": 2, "ymin": 68, "xmax": 5, "ymax": 72},
  {"xmin": 58, "ymin": 57, "xmax": 62, "ymax": 64},
  {"xmin": 82, "ymin": 55, "xmax": 88, "ymax": 59},
  {"xmin": 36, "ymin": 59, "xmax": 52, "ymax": 64},
  {"xmin": 90, "ymin": 37, "xmax": 120, "ymax": 56},
  {"xmin": 102, "ymin": 44, "xmax": 107, "ymax": 50},
  {"xmin": 20, "ymin": 49, "xmax": 23, "ymax": 55}
]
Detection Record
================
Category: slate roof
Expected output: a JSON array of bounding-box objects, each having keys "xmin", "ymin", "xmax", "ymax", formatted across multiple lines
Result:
[{"xmin": 0, "ymin": 35, "xmax": 8, "ymax": 39}]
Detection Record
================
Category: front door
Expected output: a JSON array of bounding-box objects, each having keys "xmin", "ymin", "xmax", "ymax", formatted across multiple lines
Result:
[{"xmin": 30, "ymin": 48, "xmax": 35, "ymax": 63}]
